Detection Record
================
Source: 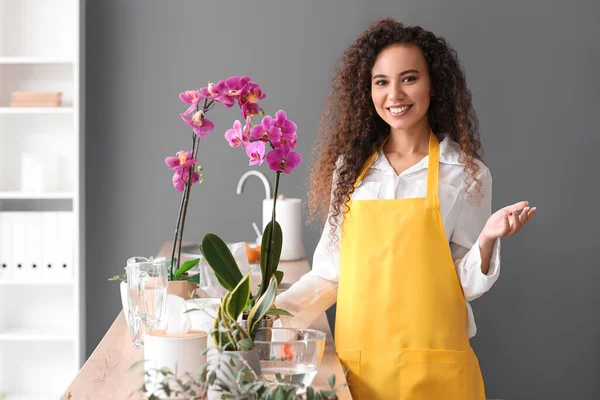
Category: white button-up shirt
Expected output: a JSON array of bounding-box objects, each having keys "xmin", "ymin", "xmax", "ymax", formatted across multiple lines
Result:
[{"xmin": 275, "ymin": 135, "xmax": 501, "ymax": 338}]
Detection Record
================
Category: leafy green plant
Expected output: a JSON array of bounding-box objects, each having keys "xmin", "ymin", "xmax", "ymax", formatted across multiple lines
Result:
[{"xmin": 137, "ymin": 346, "xmax": 347, "ymax": 399}]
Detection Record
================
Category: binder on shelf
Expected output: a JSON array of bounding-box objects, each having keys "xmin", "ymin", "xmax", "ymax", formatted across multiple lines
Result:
[
  {"xmin": 26, "ymin": 212, "xmax": 43, "ymax": 281},
  {"xmin": 42, "ymin": 212, "xmax": 73, "ymax": 282},
  {"xmin": 11, "ymin": 212, "xmax": 28, "ymax": 281},
  {"xmin": 55, "ymin": 212, "xmax": 74, "ymax": 281},
  {"xmin": 0, "ymin": 212, "xmax": 12, "ymax": 281}
]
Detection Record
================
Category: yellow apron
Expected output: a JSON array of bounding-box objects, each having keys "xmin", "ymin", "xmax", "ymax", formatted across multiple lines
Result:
[{"xmin": 335, "ymin": 131, "xmax": 486, "ymax": 399}]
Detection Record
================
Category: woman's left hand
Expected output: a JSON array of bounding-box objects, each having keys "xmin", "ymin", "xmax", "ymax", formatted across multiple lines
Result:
[{"xmin": 481, "ymin": 201, "xmax": 536, "ymax": 241}]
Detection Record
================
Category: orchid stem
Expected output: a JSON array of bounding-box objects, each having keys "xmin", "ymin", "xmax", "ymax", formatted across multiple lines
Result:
[
  {"xmin": 170, "ymin": 186, "xmax": 187, "ymax": 280},
  {"xmin": 171, "ymin": 100, "xmax": 207, "ymax": 280}
]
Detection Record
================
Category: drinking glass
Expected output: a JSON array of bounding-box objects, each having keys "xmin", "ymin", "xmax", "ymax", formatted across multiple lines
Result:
[{"xmin": 126, "ymin": 257, "xmax": 169, "ymax": 348}]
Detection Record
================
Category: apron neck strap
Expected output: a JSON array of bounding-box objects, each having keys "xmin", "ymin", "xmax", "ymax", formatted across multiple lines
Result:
[
  {"xmin": 425, "ymin": 131, "xmax": 440, "ymax": 209},
  {"xmin": 353, "ymin": 131, "xmax": 440, "ymax": 208}
]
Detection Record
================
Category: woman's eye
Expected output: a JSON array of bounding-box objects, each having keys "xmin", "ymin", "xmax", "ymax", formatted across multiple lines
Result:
[
  {"xmin": 403, "ymin": 76, "xmax": 417, "ymax": 83},
  {"xmin": 375, "ymin": 80, "xmax": 388, "ymax": 86}
]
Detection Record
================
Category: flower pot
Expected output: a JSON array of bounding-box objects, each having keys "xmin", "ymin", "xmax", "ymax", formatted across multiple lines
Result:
[
  {"xmin": 240, "ymin": 312, "xmax": 274, "ymax": 341},
  {"xmin": 206, "ymin": 348, "xmax": 262, "ymax": 400},
  {"xmin": 167, "ymin": 279, "xmax": 198, "ymax": 300}
]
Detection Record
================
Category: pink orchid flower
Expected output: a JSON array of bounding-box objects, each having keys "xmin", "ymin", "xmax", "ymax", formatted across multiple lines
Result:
[
  {"xmin": 165, "ymin": 150, "xmax": 197, "ymax": 170},
  {"xmin": 239, "ymin": 82, "xmax": 265, "ymax": 105},
  {"xmin": 241, "ymin": 102, "xmax": 260, "ymax": 118},
  {"xmin": 172, "ymin": 168, "xmax": 199, "ymax": 192},
  {"xmin": 246, "ymin": 141, "xmax": 266, "ymax": 166},
  {"xmin": 179, "ymin": 90, "xmax": 205, "ymax": 115},
  {"xmin": 224, "ymin": 120, "xmax": 249, "ymax": 148},
  {"xmin": 214, "ymin": 76, "xmax": 251, "ymax": 108},
  {"xmin": 242, "ymin": 117, "xmax": 252, "ymax": 147},
  {"xmin": 180, "ymin": 111, "xmax": 215, "ymax": 138},
  {"xmin": 199, "ymin": 81, "xmax": 219, "ymax": 101},
  {"xmin": 250, "ymin": 115, "xmax": 282, "ymax": 144},
  {"xmin": 273, "ymin": 110, "xmax": 298, "ymax": 148},
  {"xmin": 266, "ymin": 145, "xmax": 302, "ymax": 174}
]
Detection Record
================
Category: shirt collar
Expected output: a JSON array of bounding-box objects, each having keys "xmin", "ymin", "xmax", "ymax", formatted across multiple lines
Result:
[{"xmin": 370, "ymin": 134, "xmax": 462, "ymax": 175}]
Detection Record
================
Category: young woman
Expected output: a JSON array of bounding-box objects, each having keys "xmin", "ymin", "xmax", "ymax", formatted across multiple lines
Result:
[{"xmin": 275, "ymin": 18, "xmax": 535, "ymax": 399}]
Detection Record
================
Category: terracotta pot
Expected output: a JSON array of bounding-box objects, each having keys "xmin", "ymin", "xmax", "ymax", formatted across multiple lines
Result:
[{"xmin": 167, "ymin": 280, "xmax": 198, "ymax": 300}]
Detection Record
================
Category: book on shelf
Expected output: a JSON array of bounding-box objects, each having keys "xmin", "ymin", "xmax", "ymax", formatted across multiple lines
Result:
[{"xmin": 10, "ymin": 91, "xmax": 63, "ymax": 107}]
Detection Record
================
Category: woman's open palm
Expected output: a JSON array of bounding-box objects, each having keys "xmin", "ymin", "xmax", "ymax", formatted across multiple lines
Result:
[{"xmin": 482, "ymin": 201, "xmax": 536, "ymax": 240}]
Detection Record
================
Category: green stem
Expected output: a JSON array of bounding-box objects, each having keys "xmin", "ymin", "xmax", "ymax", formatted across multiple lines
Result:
[
  {"xmin": 170, "ymin": 184, "xmax": 188, "ymax": 280},
  {"xmin": 171, "ymin": 100, "xmax": 208, "ymax": 279}
]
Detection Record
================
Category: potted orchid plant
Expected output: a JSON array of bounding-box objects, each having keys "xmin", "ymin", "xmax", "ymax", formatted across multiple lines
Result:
[
  {"xmin": 167, "ymin": 77, "xmax": 300, "ymax": 300},
  {"xmin": 165, "ymin": 77, "xmax": 301, "ymax": 376}
]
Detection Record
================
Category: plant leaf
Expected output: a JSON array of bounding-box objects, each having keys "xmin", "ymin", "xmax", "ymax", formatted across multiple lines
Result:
[
  {"xmin": 247, "ymin": 276, "xmax": 278, "ymax": 334},
  {"xmin": 259, "ymin": 221, "xmax": 283, "ymax": 295},
  {"xmin": 201, "ymin": 233, "xmax": 243, "ymax": 291},
  {"xmin": 173, "ymin": 258, "xmax": 200, "ymax": 280},
  {"xmin": 273, "ymin": 270, "xmax": 284, "ymax": 285},
  {"xmin": 226, "ymin": 274, "xmax": 251, "ymax": 321},
  {"xmin": 328, "ymin": 374, "xmax": 336, "ymax": 388},
  {"xmin": 265, "ymin": 308, "xmax": 294, "ymax": 317},
  {"xmin": 186, "ymin": 274, "xmax": 199, "ymax": 284},
  {"xmin": 238, "ymin": 338, "xmax": 254, "ymax": 351}
]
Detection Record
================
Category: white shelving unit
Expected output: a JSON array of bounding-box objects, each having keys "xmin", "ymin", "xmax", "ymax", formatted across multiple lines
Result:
[{"xmin": 0, "ymin": 1, "xmax": 84, "ymax": 399}]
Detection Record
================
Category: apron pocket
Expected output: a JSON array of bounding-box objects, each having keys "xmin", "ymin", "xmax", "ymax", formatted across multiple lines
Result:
[
  {"xmin": 399, "ymin": 348, "xmax": 467, "ymax": 399},
  {"xmin": 337, "ymin": 349, "xmax": 361, "ymax": 396}
]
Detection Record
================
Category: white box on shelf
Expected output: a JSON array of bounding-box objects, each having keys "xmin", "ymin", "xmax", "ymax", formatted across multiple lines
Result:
[
  {"xmin": 20, "ymin": 153, "xmax": 60, "ymax": 193},
  {"xmin": 0, "ymin": 212, "xmax": 12, "ymax": 280}
]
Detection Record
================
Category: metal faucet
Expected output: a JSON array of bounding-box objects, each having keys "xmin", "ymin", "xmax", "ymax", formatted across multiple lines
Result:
[{"xmin": 236, "ymin": 170, "xmax": 272, "ymax": 199}]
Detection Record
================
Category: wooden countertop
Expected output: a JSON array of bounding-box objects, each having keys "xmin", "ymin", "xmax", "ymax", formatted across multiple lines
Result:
[{"xmin": 63, "ymin": 243, "xmax": 351, "ymax": 399}]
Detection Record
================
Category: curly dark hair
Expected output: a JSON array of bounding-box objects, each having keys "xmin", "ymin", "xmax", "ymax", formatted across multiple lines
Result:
[{"xmin": 308, "ymin": 18, "xmax": 484, "ymax": 245}]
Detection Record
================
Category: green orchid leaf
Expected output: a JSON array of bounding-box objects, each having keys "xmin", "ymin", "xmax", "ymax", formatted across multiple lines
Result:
[
  {"xmin": 201, "ymin": 233, "xmax": 243, "ymax": 291},
  {"xmin": 247, "ymin": 276, "xmax": 278, "ymax": 334},
  {"xmin": 260, "ymin": 221, "xmax": 283, "ymax": 295},
  {"xmin": 273, "ymin": 270, "xmax": 284, "ymax": 285},
  {"xmin": 264, "ymin": 308, "xmax": 294, "ymax": 317},
  {"xmin": 226, "ymin": 274, "xmax": 251, "ymax": 321},
  {"xmin": 174, "ymin": 258, "xmax": 200, "ymax": 281}
]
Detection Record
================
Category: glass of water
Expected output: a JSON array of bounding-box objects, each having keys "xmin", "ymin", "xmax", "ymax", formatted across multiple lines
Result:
[
  {"xmin": 254, "ymin": 328, "xmax": 326, "ymax": 393},
  {"xmin": 126, "ymin": 256, "xmax": 169, "ymax": 348}
]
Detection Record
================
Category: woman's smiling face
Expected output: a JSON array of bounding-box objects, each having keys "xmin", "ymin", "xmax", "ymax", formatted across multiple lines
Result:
[{"xmin": 371, "ymin": 43, "xmax": 432, "ymax": 133}]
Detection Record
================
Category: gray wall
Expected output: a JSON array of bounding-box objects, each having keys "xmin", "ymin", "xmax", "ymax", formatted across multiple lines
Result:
[{"xmin": 86, "ymin": 1, "xmax": 599, "ymax": 398}]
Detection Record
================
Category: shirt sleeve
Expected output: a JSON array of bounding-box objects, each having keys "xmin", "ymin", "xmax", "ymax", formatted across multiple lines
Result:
[
  {"xmin": 273, "ymin": 161, "xmax": 342, "ymax": 328},
  {"xmin": 450, "ymin": 166, "xmax": 501, "ymax": 302}
]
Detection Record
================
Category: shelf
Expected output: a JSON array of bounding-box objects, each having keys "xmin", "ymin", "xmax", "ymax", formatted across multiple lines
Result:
[
  {"xmin": 0, "ymin": 107, "xmax": 74, "ymax": 115},
  {"xmin": 0, "ymin": 57, "xmax": 74, "ymax": 64},
  {"xmin": 0, "ymin": 393, "xmax": 62, "ymax": 400},
  {"xmin": 0, "ymin": 280, "xmax": 74, "ymax": 286},
  {"xmin": 0, "ymin": 192, "xmax": 74, "ymax": 200},
  {"xmin": 0, "ymin": 327, "xmax": 74, "ymax": 342}
]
